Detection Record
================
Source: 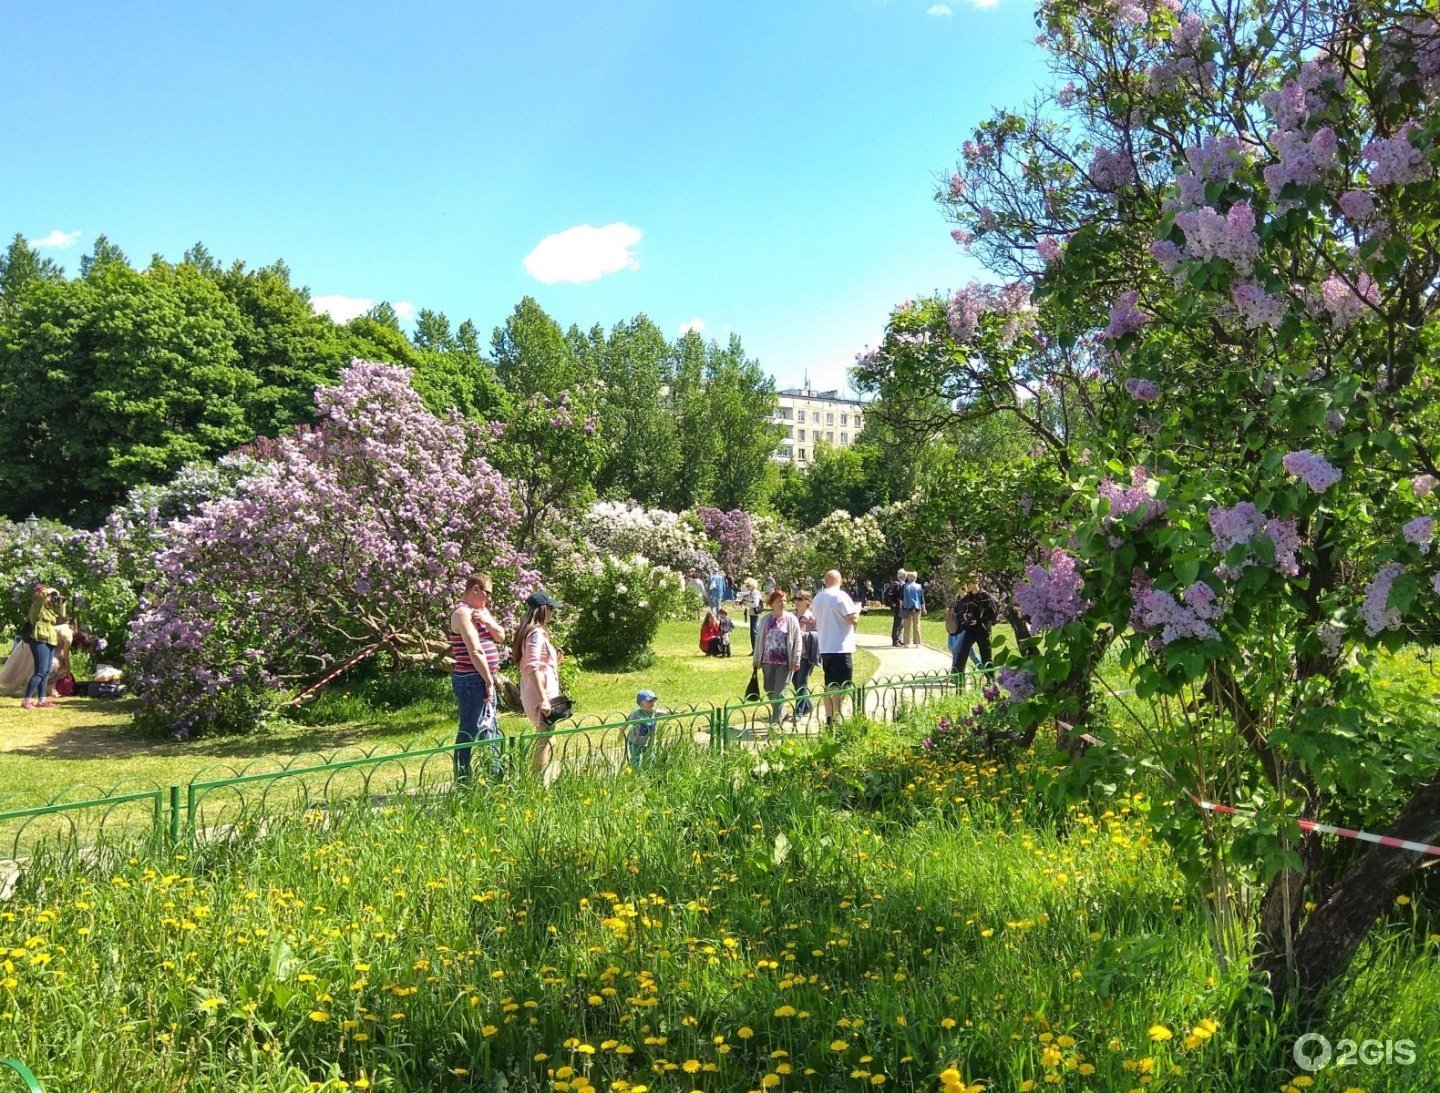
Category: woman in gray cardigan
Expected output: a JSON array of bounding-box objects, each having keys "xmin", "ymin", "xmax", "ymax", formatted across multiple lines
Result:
[{"xmin": 753, "ymin": 589, "xmax": 802, "ymax": 725}]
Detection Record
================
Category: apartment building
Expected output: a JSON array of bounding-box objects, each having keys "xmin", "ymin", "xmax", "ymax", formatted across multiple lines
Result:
[{"xmin": 772, "ymin": 385, "xmax": 866, "ymax": 464}]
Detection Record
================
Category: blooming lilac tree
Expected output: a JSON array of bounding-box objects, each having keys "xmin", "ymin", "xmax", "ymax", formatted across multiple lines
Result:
[
  {"xmin": 696, "ymin": 507, "xmax": 756, "ymax": 577},
  {"xmin": 873, "ymin": 0, "xmax": 1440, "ymax": 1005},
  {"xmin": 128, "ymin": 361, "xmax": 528, "ymax": 736}
]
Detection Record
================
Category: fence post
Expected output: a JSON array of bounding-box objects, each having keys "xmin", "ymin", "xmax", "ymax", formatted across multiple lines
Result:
[{"xmin": 167, "ymin": 784, "xmax": 180, "ymax": 846}]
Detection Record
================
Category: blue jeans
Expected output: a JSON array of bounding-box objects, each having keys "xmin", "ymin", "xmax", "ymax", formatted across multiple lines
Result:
[
  {"xmin": 452, "ymin": 673, "xmax": 502, "ymax": 781},
  {"xmin": 792, "ymin": 660, "xmax": 814, "ymax": 717},
  {"xmin": 24, "ymin": 639, "xmax": 54, "ymax": 701}
]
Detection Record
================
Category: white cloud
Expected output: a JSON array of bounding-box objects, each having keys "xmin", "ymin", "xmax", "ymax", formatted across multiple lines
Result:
[
  {"xmin": 927, "ymin": 3, "xmax": 953, "ymax": 14},
  {"xmin": 393, "ymin": 301, "xmax": 416, "ymax": 322},
  {"xmin": 963, "ymin": 0, "xmax": 1000, "ymax": 8},
  {"xmin": 30, "ymin": 229, "xmax": 82, "ymax": 249},
  {"xmin": 523, "ymin": 222, "xmax": 642, "ymax": 284},
  {"xmin": 311, "ymin": 294, "xmax": 374, "ymax": 323},
  {"xmin": 679, "ymin": 317, "xmax": 707, "ymax": 335}
]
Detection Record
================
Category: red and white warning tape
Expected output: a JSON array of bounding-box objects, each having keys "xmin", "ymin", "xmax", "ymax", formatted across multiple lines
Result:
[
  {"xmin": 1194, "ymin": 798, "xmax": 1440, "ymax": 858},
  {"xmin": 1073, "ymin": 729, "xmax": 1440, "ymax": 858}
]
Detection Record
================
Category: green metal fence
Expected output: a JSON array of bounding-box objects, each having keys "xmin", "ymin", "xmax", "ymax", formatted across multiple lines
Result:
[
  {"xmin": 1, "ymin": 1058, "xmax": 43, "ymax": 1093},
  {"xmin": 0, "ymin": 666, "xmax": 994, "ymax": 866}
]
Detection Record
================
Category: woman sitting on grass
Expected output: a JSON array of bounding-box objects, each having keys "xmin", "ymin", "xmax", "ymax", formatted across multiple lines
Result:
[{"xmin": 699, "ymin": 610, "xmax": 724, "ymax": 657}]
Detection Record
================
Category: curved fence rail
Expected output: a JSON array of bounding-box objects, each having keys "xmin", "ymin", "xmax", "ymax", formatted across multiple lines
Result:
[
  {"xmin": 1, "ymin": 1058, "xmax": 44, "ymax": 1092},
  {"xmin": 0, "ymin": 666, "xmax": 995, "ymax": 868}
]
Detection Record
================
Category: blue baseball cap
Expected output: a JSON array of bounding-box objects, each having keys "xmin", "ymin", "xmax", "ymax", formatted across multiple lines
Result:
[{"xmin": 637, "ymin": 689, "xmax": 658, "ymax": 703}]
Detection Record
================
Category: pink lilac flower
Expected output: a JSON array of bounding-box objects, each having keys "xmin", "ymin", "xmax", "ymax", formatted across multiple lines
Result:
[
  {"xmin": 1104, "ymin": 291, "xmax": 1151, "ymax": 339},
  {"xmin": 997, "ymin": 665, "xmax": 1037, "ymax": 702},
  {"xmin": 1318, "ymin": 274, "xmax": 1380, "ymax": 326},
  {"xmin": 1230, "ymin": 282, "xmax": 1287, "ymax": 329},
  {"xmin": 1208, "ymin": 503, "xmax": 1300, "ymax": 577},
  {"xmin": 1413, "ymin": 474, "xmax": 1438, "ymax": 498},
  {"xmin": 1361, "ymin": 562, "xmax": 1406, "ymax": 634},
  {"xmin": 1149, "ymin": 239, "xmax": 1183, "ymax": 272},
  {"xmin": 1172, "ymin": 12, "xmax": 1203, "ymax": 52},
  {"xmin": 1116, "ymin": 0, "xmax": 1147, "ymax": 27},
  {"xmin": 1264, "ymin": 126, "xmax": 1339, "ymax": 194},
  {"xmin": 1124, "ymin": 377, "xmax": 1160, "ymax": 401},
  {"xmin": 1099, "ymin": 466, "xmax": 1166, "ymax": 528},
  {"xmin": 1037, "ymin": 236, "xmax": 1063, "ymax": 264},
  {"xmin": 1403, "ymin": 516, "xmax": 1434, "ymax": 554},
  {"xmin": 948, "ymin": 173, "xmax": 967, "ymax": 200},
  {"xmin": 1134, "ymin": 585, "xmax": 1220, "ymax": 644},
  {"xmin": 1090, "ymin": 146, "xmax": 1138, "ymax": 193},
  {"xmin": 1013, "ymin": 547, "xmax": 1088, "ymax": 630},
  {"xmin": 1261, "ymin": 78, "xmax": 1309, "ymax": 131},
  {"xmin": 951, "ymin": 227, "xmax": 975, "ymax": 247},
  {"xmin": 1174, "ymin": 202, "xmax": 1260, "ymax": 273},
  {"xmin": 1283, "ymin": 449, "xmax": 1342, "ymax": 492},
  {"xmin": 947, "ymin": 283, "xmax": 990, "ymax": 342},
  {"xmin": 1183, "ymin": 134, "xmax": 1247, "ymax": 183},
  {"xmin": 977, "ymin": 206, "xmax": 999, "ymax": 231},
  {"xmin": 1338, "ymin": 189, "xmax": 1376, "ymax": 221},
  {"xmin": 1209, "ymin": 501, "xmax": 1266, "ymax": 554},
  {"xmin": 1363, "ymin": 123, "xmax": 1429, "ymax": 186},
  {"xmin": 1057, "ymin": 82, "xmax": 1077, "ymax": 107}
]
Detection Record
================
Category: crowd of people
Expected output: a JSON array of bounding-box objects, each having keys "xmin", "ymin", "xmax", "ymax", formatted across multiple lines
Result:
[{"xmin": 3, "ymin": 584, "xmax": 88, "ymax": 707}]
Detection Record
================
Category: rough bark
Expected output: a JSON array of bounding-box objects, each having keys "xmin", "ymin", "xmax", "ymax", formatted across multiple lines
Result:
[{"xmin": 1258, "ymin": 772, "xmax": 1440, "ymax": 1011}]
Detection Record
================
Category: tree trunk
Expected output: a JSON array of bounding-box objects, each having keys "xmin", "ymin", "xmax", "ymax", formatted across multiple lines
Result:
[{"xmin": 1257, "ymin": 772, "xmax": 1440, "ymax": 1011}]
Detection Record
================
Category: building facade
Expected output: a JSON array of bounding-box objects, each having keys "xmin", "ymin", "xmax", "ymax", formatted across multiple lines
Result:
[{"xmin": 772, "ymin": 385, "xmax": 866, "ymax": 464}]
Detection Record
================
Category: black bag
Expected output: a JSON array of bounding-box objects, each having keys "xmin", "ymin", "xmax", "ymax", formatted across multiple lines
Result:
[
  {"xmin": 543, "ymin": 694, "xmax": 574, "ymax": 726},
  {"xmin": 89, "ymin": 680, "xmax": 127, "ymax": 699},
  {"xmin": 744, "ymin": 669, "xmax": 761, "ymax": 703},
  {"xmin": 19, "ymin": 619, "xmax": 34, "ymax": 641}
]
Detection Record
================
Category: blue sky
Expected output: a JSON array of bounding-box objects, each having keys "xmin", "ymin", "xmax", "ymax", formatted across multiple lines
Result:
[{"xmin": 3, "ymin": 0, "xmax": 1049, "ymax": 391}]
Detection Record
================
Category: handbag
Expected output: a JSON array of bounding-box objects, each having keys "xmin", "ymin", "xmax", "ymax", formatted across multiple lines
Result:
[
  {"xmin": 744, "ymin": 669, "xmax": 761, "ymax": 703},
  {"xmin": 543, "ymin": 694, "xmax": 574, "ymax": 726}
]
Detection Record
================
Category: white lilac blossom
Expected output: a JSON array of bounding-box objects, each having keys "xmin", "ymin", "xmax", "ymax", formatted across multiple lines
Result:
[
  {"xmin": 1413, "ymin": 474, "xmax": 1438, "ymax": 499},
  {"xmin": 1316, "ymin": 621, "xmax": 1345, "ymax": 658}
]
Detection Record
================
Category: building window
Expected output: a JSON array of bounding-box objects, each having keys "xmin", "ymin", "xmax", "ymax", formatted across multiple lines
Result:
[
  {"xmin": 826, "ymin": 430, "xmax": 835, "ymax": 442},
  {"xmin": 799, "ymin": 448, "xmax": 807, "ymax": 461},
  {"xmin": 798, "ymin": 428, "xmax": 806, "ymax": 441},
  {"xmin": 826, "ymin": 412, "xmax": 834, "ymax": 425},
  {"xmin": 786, "ymin": 426, "xmax": 794, "ymax": 439},
  {"xmin": 841, "ymin": 432, "xmax": 848, "ymax": 444},
  {"xmin": 841, "ymin": 413, "xmax": 848, "ymax": 426},
  {"xmin": 780, "ymin": 407, "xmax": 792, "ymax": 420}
]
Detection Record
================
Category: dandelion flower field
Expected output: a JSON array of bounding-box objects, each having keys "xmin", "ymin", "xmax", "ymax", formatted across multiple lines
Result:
[{"xmin": 2, "ymin": 710, "xmax": 1436, "ymax": 1092}]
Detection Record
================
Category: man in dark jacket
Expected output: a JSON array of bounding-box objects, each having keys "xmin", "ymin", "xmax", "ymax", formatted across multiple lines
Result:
[{"xmin": 882, "ymin": 567, "xmax": 906, "ymax": 647}]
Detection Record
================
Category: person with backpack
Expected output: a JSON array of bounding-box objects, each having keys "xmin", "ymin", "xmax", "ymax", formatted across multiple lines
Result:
[
  {"xmin": 951, "ymin": 577, "xmax": 998, "ymax": 681},
  {"xmin": 882, "ymin": 567, "xmax": 906, "ymax": 647}
]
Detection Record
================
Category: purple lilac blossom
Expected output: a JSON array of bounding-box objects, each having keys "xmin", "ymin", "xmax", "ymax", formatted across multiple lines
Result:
[
  {"xmin": 1230, "ymin": 282, "xmax": 1287, "ymax": 329},
  {"xmin": 1098, "ymin": 467, "xmax": 1166, "ymax": 528},
  {"xmin": 1361, "ymin": 562, "xmax": 1406, "ymax": 635},
  {"xmin": 1413, "ymin": 474, "xmax": 1438, "ymax": 499},
  {"xmin": 1338, "ymin": 189, "xmax": 1376, "ymax": 221},
  {"xmin": 1124, "ymin": 377, "xmax": 1160, "ymax": 401},
  {"xmin": 1363, "ymin": 123, "xmax": 1429, "ymax": 186},
  {"xmin": 1403, "ymin": 516, "xmax": 1434, "ymax": 554},
  {"xmin": 1173, "ymin": 203, "xmax": 1260, "ymax": 273},
  {"xmin": 1103, "ymin": 291, "xmax": 1151, "ymax": 340},
  {"xmin": 1134, "ymin": 585, "xmax": 1220, "ymax": 644},
  {"xmin": 1013, "ymin": 547, "xmax": 1088, "ymax": 630},
  {"xmin": 1318, "ymin": 274, "xmax": 1380, "ymax": 326},
  {"xmin": 997, "ymin": 665, "xmax": 1037, "ymax": 702},
  {"xmin": 1283, "ymin": 450, "xmax": 1343, "ymax": 492},
  {"xmin": 1090, "ymin": 147, "xmax": 1138, "ymax": 193}
]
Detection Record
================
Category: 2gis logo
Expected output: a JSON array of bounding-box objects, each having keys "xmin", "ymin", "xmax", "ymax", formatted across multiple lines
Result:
[{"xmin": 1293, "ymin": 1033, "xmax": 1417, "ymax": 1072}]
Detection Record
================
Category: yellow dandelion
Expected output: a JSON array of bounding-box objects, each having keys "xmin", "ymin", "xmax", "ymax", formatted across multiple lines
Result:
[{"xmin": 1148, "ymin": 1025, "xmax": 1173, "ymax": 1042}]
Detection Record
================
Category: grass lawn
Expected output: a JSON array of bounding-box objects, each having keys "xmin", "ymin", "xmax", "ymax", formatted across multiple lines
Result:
[
  {"xmin": 855, "ymin": 610, "xmax": 1017, "ymax": 664},
  {"xmin": 0, "ymin": 619, "xmax": 879, "ymax": 810},
  {"xmin": 3, "ymin": 705, "xmax": 1435, "ymax": 1092}
]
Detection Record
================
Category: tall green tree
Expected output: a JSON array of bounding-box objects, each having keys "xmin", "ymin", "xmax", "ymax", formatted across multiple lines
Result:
[
  {"xmin": 0, "ymin": 234, "xmax": 64, "ymax": 313},
  {"xmin": 594, "ymin": 315, "xmax": 680, "ymax": 504},
  {"xmin": 704, "ymin": 334, "xmax": 782, "ymax": 511},
  {"xmin": 664, "ymin": 330, "xmax": 715, "ymax": 509},
  {"xmin": 491, "ymin": 296, "xmax": 592, "ymax": 395},
  {"xmin": 79, "ymin": 233, "xmax": 129, "ymax": 278},
  {"xmin": 0, "ymin": 263, "xmax": 256, "ymax": 522}
]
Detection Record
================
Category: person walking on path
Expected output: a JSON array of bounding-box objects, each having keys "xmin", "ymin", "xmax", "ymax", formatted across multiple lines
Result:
[
  {"xmin": 790, "ymin": 589, "xmax": 819, "ymax": 720},
  {"xmin": 514, "ymin": 589, "xmax": 563, "ymax": 778},
  {"xmin": 901, "ymin": 570, "xmax": 926, "ymax": 647},
  {"xmin": 883, "ymin": 568, "xmax": 905, "ymax": 647},
  {"xmin": 812, "ymin": 570, "xmax": 860, "ymax": 725},
  {"xmin": 20, "ymin": 585, "xmax": 65, "ymax": 710},
  {"xmin": 447, "ymin": 573, "xmax": 506, "ymax": 782},
  {"xmin": 753, "ymin": 589, "xmax": 802, "ymax": 725},
  {"xmin": 951, "ymin": 578, "xmax": 998, "ymax": 681}
]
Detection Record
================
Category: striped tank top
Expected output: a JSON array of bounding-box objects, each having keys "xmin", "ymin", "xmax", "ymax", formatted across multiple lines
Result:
[{"xmin": 449, "ymin": 606, "xmax": 501, "ymax": 677}]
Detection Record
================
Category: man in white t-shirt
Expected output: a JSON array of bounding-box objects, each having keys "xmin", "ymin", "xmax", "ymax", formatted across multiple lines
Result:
[{"xmin": 811, "ymin": 569, "xmax": 860, "ymax": 724}]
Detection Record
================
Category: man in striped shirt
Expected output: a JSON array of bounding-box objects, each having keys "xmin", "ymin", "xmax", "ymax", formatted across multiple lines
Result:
[{"xmin": 449, "ymin": 572, "xmax": 507, "ymax": 782}]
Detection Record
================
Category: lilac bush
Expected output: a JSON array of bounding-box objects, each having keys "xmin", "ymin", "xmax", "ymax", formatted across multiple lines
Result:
[
  {"xmin": 1012, "ymin": 547, "xmax": 1087, "ymax": 631},
  {"xmin": 128, "ymin": 361, "xmax": 527, "ymax": 736},
  {"xmin": 696, "ymin": 507, "xmax": 755, "ymax": 577}
]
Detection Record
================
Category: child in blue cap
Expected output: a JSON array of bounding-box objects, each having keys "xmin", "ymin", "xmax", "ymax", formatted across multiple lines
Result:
[{"xmin": 627, "ymin": 689, "xmax": 659, "ymax": 767}]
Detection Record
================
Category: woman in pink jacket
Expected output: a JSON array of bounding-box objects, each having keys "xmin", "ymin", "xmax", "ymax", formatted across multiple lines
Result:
[{"xmin": 512, "ymin": 589, "xmax": 562, "ymax": 777}]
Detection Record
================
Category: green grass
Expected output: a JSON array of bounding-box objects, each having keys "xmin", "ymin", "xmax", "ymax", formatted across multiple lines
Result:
[
  {"xmin": 0, "ymin": 619, "xmax": 879, "ymax": 809},
  {"xmin": 2, "ymin": 704, "xmax": 1435, "ymax": 1091}
]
